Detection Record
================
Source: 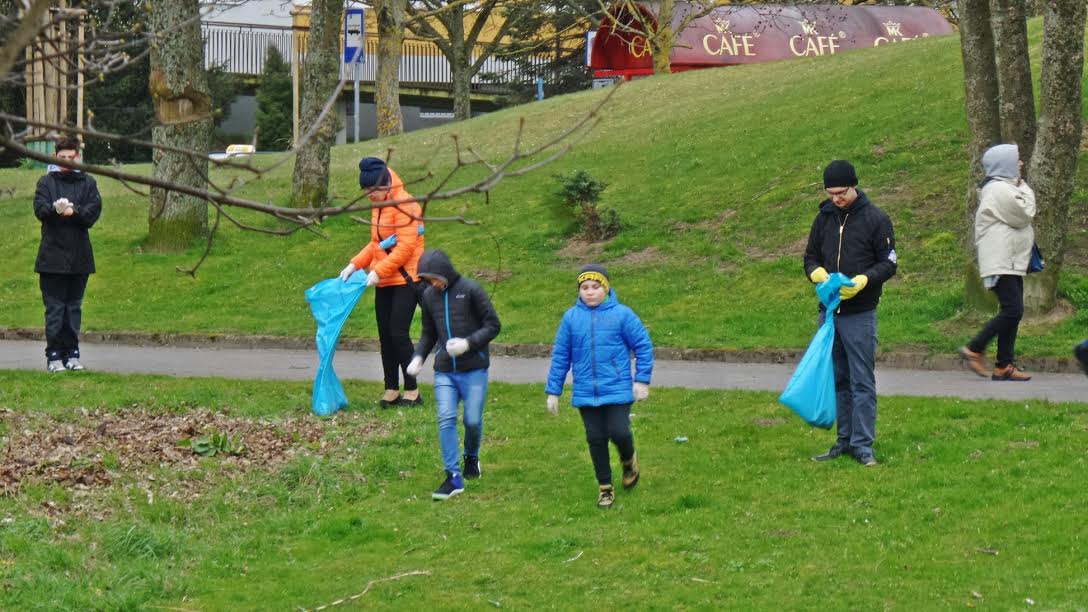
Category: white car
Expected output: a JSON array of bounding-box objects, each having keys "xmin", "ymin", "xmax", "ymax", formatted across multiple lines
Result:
[{"xmin": 209, "ymin": 144, "xmax": 255, "ymax": 161}]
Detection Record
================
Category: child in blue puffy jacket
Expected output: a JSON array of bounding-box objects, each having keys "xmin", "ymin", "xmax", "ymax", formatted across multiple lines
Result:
[{"xmin": 546, "ymin": 264, "xmax": 654, "ymax": 509}]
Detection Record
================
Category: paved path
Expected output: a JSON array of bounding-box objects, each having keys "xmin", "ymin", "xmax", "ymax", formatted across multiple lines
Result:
[{"xmin": 1, "ymin": 340, "xmax": 1085, "ymax": 403}]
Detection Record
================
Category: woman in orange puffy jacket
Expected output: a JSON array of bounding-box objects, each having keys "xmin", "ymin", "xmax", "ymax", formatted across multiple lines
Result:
[{"xmin": 338, "ymin": 157, "xmax": 425, "ymax": 407}]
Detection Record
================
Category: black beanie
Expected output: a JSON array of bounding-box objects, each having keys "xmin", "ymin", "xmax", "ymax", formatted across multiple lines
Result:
[
  {"xmin": 359, "ymin": 157, "xmax": 391, "ymax": 189},
  {"xmin": 823, "ymin": 160, "xmax": 858, "ymax": 188}
]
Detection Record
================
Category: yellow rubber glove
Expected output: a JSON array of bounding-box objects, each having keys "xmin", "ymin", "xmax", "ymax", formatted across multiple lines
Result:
[
  {"xmin": 809, "ymin": 267, "xmax": 830, "ymax": 284},
  {"xmin": 840, "ymin": 275, "xmax": 869, "ymax": 300}
]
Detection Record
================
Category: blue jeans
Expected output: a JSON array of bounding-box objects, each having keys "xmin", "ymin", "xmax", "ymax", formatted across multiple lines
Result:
[
  {"xmin": 433, "ymin": 369, "xmax": 488, "ymax": 475},
  {"xmin": 820, "ymin": 309, "xmax": 878, "ymax": 455}
]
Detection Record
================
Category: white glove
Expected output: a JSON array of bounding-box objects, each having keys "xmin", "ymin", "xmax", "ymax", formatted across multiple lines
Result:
[
  {"xmin": 53, "ymin": 198, "xmax": 72, "ymax": 214},
  {"xmin": 633, "ymin": 382, "xmax": 650, "ymax": 402},
  {"xmin": 546, "ymin": 394, "xmax": 559, "ymax": 416},
  {"xmin": 406, "ymin": 355, "xmax": 423, "ymax": 377},
  {"xmin": 365, "ymin": 269, "xmax": 381, "ymax": 287},
  {"xmin": 338, "ymin": 263, "xmax": 357, "ymax": 282},
  {"xmin": 446, "ymin": 337, "xmax": 469, "ymax": 357}
]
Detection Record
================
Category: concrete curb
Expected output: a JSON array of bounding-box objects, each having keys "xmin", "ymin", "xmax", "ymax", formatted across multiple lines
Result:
[{"xmin": 1, "ymin": 327, "xmax": 1083, "ymax": 374}]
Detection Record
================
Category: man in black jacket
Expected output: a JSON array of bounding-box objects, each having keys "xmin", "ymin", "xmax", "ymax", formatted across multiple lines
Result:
[
  {"xmin": 803, "ymin": 160, "xmax": 897, "ymax": 467},
  {"xmin": 33, "ymin": 136, "xmax": 102, "ymax": 373},
  {"xmin": 405, "ymin": 249, "xmax": 501, "ymax": 500}
]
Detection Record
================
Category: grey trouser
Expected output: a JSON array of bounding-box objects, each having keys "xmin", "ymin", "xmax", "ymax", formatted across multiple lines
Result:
[
  {"xmin": 40, "ymin": 273, "xmax": 88, "ymax": 361},
  {"xmin": 820, "ymin": 309, "xmax": 878, "ymax": 454}
]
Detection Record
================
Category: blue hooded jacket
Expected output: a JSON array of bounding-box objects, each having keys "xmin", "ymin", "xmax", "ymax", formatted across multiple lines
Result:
[{"xmin": 546, "ymin": 290, "xmax": 654, "ymax": 408}]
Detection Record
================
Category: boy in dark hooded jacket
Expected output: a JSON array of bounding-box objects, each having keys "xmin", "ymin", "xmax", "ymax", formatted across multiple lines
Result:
[{"xmin": 406, "ymin": 249, "xmax": 501, "ymax": 500}]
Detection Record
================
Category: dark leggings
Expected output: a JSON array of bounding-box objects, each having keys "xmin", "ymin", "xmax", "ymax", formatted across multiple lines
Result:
[
  {"xmin": 968, "ymin": 275, "xmax": 1024, "ymax": 368},
  {"xmin": 40, "ymin": 273, "xmax": 88, "ymax": 361},
  {"xmin": 374, "ymin": 284, "xmax": 418, "ymax": 391},
  {"xmin": 578, "ymin": 404, "xmax": 635, "ymax": 486}
]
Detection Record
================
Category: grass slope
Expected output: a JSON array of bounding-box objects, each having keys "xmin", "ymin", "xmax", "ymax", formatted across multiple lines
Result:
[
  {"xmin": 1, "ymin": 22, "xmax": 1085, "ymax": 357},
  {"xmin": 0, "ymin": 371, "xmax": 1086, "ymax": 609}
]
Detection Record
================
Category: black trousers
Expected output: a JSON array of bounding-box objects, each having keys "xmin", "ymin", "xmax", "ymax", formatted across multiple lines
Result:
[
  {"xmin": 968, "ymin": 275, "xmax": 1024, "ymax": 368},
  {"xmin": 39, "ymin": 273, "xmax": 89, "ymax": 361},
  {"xmin": 374, "ymin": 284, "xmax": 418, "ymax": 391},
  {"xmin": 578, "ymin": 404, "xmax": 635, "ymax": 486}
]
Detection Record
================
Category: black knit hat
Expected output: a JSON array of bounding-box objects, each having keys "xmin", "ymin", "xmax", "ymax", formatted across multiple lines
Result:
[
  {"xmin": 359, "ymin": 157, "xmax": 391, "ymax": 189},
  {"xmin": 823, "ymin": 160, "xmax": 858, "ymax": 188},
  {"xmin": 577, "ymin": 264, "xmax": 610, "ymax": 293}
]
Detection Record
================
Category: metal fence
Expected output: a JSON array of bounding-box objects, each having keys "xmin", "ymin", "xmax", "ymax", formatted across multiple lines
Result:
[{"xmin": 202, "ymin": 21, "xmax": 548, "ymax": 91}]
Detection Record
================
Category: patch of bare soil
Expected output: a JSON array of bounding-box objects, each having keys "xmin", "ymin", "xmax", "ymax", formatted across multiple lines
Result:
[
  {"xmin": 1021, "ymin": 298, "xmax": 1077, "ymax": 328},
  {"xmin": 0, "ymin": 408, "xmax": 379, "ymax": 498},
  {"xmin": 611, "ymin": 247, "xmax": 663, "ymax": 266},
  {"xmin": 473, "ymin": 268, "xmax": 513, "ymax": 283},
  {"xmin": 744, "ymin": 235, "xmax": 808, "ymax": 262},
  {"xmin": 556, "ymin": 237, "xmax": 608, "ymax": 262}
]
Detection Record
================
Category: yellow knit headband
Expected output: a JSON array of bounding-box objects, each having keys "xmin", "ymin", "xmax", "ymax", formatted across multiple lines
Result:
[{"xmin": 577, "ymin": 271, "xmax": 610, "ymax": 293}]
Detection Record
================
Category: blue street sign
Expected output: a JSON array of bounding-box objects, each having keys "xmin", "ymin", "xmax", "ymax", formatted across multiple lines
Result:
[{"xmin": 344, "ymin": 5, "xmax": 365, "ymax": 64}]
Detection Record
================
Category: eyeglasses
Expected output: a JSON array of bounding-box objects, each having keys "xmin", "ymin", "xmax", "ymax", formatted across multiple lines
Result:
[{"xmin": 825, "ymin": 187, "xmax": 852, "ymax": 199}]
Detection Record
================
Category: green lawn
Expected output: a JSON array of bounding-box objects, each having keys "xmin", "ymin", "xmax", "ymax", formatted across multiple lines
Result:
[
  {"xmin": 1, "ymin": 20, "xmax": 1085, "ymax": 357},
  {"xmin": 1, "ymin": 371, "xmax": 1086, "ymax": 609}
]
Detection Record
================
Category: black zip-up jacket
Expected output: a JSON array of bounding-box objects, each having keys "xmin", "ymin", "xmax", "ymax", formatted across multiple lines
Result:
[
  {"xmin": 412, "ymin": 250, "xmax": 501, "ymax": 372},
  {"xmin": 33, "ymin": 170, "xmax": 102, "ymax": 275},
  {"xmin": 803, "ymin": 189, "xmax": 897, "ymax": 314}
]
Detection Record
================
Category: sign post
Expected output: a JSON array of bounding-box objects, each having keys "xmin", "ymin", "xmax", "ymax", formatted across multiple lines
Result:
[{"xmin": 344, "ymin": 3, "xmax": 365, "ymax": 142}]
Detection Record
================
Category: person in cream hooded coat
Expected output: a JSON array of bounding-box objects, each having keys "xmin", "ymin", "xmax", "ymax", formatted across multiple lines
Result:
[{"xmin": 960, "ymin": 144, "xmax": 1036, "ymax": 381}]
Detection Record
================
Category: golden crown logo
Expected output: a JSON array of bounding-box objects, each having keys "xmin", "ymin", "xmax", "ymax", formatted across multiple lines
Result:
[
  {"xmin": 883, "ymin": 21, "xmax": 903, "ymax": 37},
  {"xmin": 712, "ymin": 16, "xmax": 731, "ymax": 34},
  {"xmin": 800, "ymin": 20, "xmax": 818, "ymax": 35}
]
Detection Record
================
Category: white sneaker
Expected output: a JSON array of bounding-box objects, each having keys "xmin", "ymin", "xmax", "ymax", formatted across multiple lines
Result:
[
  {"xmin": 64, "ymin": 358, "xmax": 85, "ymax": 371},
  {"xmin": 47, "ymin": 360, "xmax": 66, "ymax": 373}
]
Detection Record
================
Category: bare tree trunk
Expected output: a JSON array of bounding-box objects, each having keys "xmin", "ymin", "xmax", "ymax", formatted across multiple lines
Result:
[
  {"xmin": 375, "ymin": 0, "xmax": 405, "ymax": 137},
  {"xmin": 451, "ymin": 59, "xmax": 472, "ymax": 120},
  {"xmin": 1023, "ymin": 0, "xmax": 1086, "ymax": 313},
  {"xmin": 447, "ymin": 5, "xmax": 472, "ymax": 121},
  {"xmin": 292, "ymin": 0, "xmax": 343, "ymax": 208},
  {"xmin": 148, "ymin": 0, "xmax": 211, "ymax": 252},
  {"xmin": 652, "ymin": 0, "xmax": 674, "ymax": 74},
  {"xmin": 958, "ymin": 0, "xmax": 1003, "ymax": 311},
  {"xmin": 990, "ymin": 0, "xmax": 1036, "ymax": 167}
]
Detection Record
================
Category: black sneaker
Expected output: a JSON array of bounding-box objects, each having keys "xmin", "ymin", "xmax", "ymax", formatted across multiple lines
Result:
[
  {"xmin": 463, "ymin": 455, "xmax": 481, "ymax": 479},
  {"xmin": 811, "ymin": 444, "xmax": 849, "ymax": 462},
  {"xmin": 432, "ymin": 472, "xmax": 464, "ymax": 500},
  {"xmin": 854, "ymin": 452, "xmax": 878, "ymax": 467}
]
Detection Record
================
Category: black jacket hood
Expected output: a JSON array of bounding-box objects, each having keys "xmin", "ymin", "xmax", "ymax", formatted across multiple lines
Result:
[{"xmin": 417, "ymin": 249, "xmax": 460, "ymax": 287}]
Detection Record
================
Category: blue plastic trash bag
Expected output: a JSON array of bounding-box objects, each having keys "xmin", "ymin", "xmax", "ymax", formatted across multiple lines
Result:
[
  {"xmin": 305, "ymin": 274, "xmax": 368, "ymax": 416},
  {"xmin": 778, "ymin": 273, "xmax": 854, "ymax": 429}
]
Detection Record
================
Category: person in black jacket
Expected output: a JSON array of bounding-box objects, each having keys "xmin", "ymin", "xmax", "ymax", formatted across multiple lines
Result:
[
  {"xmin": 405, "ymin": 249, "xmax": 501, "ymax": 500},
  {"xmin": 803, "ymin": 160, "xmax": 897, "ymax": 467},
  {"xmin": 1075, "ymin": 339, "xmax": 1088, "ymax": 377},
  {"xmin": 33, "ymin": 136, "xmax": 102, "ymax": 373}
]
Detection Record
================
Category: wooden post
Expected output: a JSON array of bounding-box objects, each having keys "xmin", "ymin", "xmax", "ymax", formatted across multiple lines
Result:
[
  {"xmin": 292, "ymin": 39, "xmax": 301, "ymax": 147},
  {"xmin": 58, "ymin": 0, "xmax": 69, "ymax": 128},
  {"xmin": 77, "ymin": 15, "xmax": 84, "ymax": 135}
]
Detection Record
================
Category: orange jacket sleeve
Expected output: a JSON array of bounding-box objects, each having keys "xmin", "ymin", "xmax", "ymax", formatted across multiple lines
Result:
[{"xmin": 350, "ymin": 241, "xmax": 375, "ymax": 270}]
